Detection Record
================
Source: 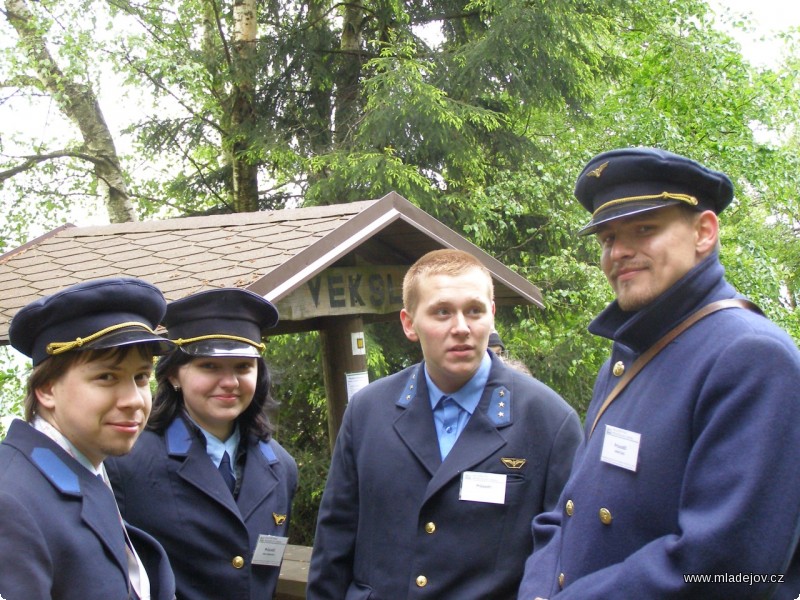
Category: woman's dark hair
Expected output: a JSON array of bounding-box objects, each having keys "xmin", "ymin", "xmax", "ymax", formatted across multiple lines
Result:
[
  {"xmin": 24, "ymin": 345, "xmax": 157, "ymax": 422},
  {"xmin": 147, "ymin": 349, "xmax": 277, "ymax": 441}
]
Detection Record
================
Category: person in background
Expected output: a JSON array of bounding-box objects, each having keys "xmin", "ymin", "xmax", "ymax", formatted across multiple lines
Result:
[
  {"xmin": 307, "ymin": 248, "xmax": 582, "ymax": 599},
  {"xmin": 517, "ymin": 147, "xmax": 800, "ymax": 599},
  {"xmin": 488, "ymin": 329, "xmax": 534, "ymax": 375},
  {"xmin": 488, "ymin": 329, "xmax": 505, "ymax": 356},
  {"xmin": 107, "ymin": 288, "xmax": 298, "ymax": 600},
  {"xmin": 0, "ymin": 277, "xmax": 176, "ymax": 600}
]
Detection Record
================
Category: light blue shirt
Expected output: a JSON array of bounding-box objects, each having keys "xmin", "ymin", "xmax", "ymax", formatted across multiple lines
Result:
[
  {"xmin": 426, "ymin": 351, "xmax": 492, "ymax": 460},
  {"xmin": 187, "ymin": 414, "xmax": 240, "ymax": 481}
]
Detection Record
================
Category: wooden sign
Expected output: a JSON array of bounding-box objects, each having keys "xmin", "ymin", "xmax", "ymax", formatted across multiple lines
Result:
[{"xmin": 275, "ymin": 266, "xmax": 407, "ymax": 320}]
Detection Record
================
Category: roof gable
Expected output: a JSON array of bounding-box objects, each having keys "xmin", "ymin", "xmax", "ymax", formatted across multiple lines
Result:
[{"xmin": 0, "ymin": 193, "xmax": 542, "ymax": 343}]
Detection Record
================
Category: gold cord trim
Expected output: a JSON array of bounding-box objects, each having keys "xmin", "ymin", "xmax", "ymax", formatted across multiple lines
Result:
[
  {"xmin": 173, "ymin": 334, "xmax": 266, "ymax": 352},
  {"xmin": 592, "ymin": 192, "xmax": 698, "ymax": 217},
  {"xmin": 46, "ymin": 321, "xmax": 156, "ymax": 355}
]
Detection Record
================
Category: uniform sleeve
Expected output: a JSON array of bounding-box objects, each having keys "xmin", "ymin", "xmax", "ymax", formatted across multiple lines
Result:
[
  {"xmin": 517, "ymin": 410, "xmax": 582, "ymax": 600},
  {"xmin": 542, "ymin": 409, "xmax": 582, "ymax": 512},
  {"xmin": 517, "ymin": 506, "xmax": 564, "ymax": 599},
  {"xmin": 528, "ymin": 333, "xmax": 800, "ymax": 599},
  {"xmin": 0, "ymin": 491, "xmax": 54, "ymax": 598},
  {"xmin": 305, "ymin": 400, "xmax": 360, "ymax": 600}
]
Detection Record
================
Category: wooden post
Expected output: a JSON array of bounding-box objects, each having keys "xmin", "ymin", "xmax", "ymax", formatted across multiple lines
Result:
[{"xmin": 320, "ymin": 315, "xmax": 367, "ymax": 452}]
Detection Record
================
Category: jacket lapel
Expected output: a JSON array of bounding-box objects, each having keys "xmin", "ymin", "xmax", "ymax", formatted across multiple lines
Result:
[
  {"xmin": 423, "ymin": 406, "xmax": 507, "ymax": 503},
  {"xmin": 21, "ymin": 432, "xmax": 130, "ymax": 589},
  {"xmin": 166, "ymin": 418, "xmax": 241, "ymax": 516},
  {"xmin": 393, "ymin": 365, "xmax": 444, "ymax": 477},
  {"xmin": 80, "ymin": 477, "xmax": 131, "ymax": 581},
  {"xmin": 393, "ymin": 361, "xmax": 512, "ymax": 501},
  {"xmin": 237, "ymin": 439, "xmax": 279, "ymax": 521}
]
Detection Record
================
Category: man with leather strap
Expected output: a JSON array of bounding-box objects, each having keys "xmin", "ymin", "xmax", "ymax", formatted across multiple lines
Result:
[{"xmin": 517, "ymin": 147, "xmax": 800, "ymax": 599}]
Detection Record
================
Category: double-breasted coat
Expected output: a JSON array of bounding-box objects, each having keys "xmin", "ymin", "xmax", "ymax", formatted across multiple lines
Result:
[
  {"xmin": 307, "ymin": 351, "xmax": 582, "ymax": 600},
  {"xmin": 518, "ymin": 255, "xmax": 800, "ymax": 599},
  {"xmin": 0, "ymin": 419, "xmax": 176, "ymax": 600},
  {"xmin": 106, "ymin": 416, "xmax": 298, "ymax": 600}
]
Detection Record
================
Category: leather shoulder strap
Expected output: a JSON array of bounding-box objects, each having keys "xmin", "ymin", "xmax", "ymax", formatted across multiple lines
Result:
[{"xmin": 588, "ymin": 298, "xmax": 761, "ymax": 438}]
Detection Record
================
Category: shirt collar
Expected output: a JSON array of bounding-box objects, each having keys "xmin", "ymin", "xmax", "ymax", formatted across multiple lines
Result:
[
  {"xmin": 426, "ymin": 351, "xmax": 492, "ymax": 414},
  {"xmin": 184, "ymin": 411, "xmax": 240, "ymax": 466},
  {"xmin": 33, "ymin": 415, "xmax": 103, "ymax": 476}
]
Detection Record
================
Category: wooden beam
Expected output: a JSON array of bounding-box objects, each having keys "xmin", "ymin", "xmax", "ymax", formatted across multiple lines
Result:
[{"xmin": 319, "ymin": 315, "xmax": 368, "ymax": 451}]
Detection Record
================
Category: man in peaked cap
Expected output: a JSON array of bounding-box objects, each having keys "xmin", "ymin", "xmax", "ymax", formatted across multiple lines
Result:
[
  {"xmin": 517, "ymin": 148, "xmax": 800, "ymax": 599},
  {"xmin": 0, "ymin": 277, "xmax": 176, "ymax": 600}
]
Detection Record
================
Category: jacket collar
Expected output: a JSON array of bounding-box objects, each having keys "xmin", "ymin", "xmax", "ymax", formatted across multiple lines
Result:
[
  {"xmin": 165, "ymin": 416, "xmax": 277, "ymax": 464},
  {"xmin": 589, "ymin": 252, "xmax": 737, "ymax": 352}
]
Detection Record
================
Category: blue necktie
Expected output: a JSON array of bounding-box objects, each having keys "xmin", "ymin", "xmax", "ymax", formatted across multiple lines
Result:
[
  {"xmin": 440, "ymin": 396, "xmax": 461, "ymax": 459},
  {"xmin": 219, "ymin": 451, "xmax": 235, "ymax": 493}
]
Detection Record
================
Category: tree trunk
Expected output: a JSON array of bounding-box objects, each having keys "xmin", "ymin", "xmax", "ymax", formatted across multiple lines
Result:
[
  {"xmin": 4, "ymin": 0, "xmax": 137, "ymax": 223},
  {"xmin": 229, "ymin": 0, "xmax": 259, "ymax": 213},
  {"xmin": 334, "ymin": 0, "xmax": 364, "ymax": 148}
]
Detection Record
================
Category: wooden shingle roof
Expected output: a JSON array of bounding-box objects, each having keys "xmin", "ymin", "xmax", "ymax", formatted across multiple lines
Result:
[{"xmin": 0, "ymin": 192, "xmax": 543, "ymax": 343}]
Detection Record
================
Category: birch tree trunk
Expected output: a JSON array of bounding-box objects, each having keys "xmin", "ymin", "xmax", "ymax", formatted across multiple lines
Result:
[
  {"xmin": 229, "ymin": 0, "xmax": 259, "ymax": 213},
  {"xmin": 4, "ymin": 0, "xmax": 137, "ymax": 223}
]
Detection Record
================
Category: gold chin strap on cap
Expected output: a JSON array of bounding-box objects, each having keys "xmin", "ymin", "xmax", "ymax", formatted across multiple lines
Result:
[
  {"xmin": 592, "ymin": 192, "xmax": 698, "ymax": 217},
  {"xmin": 46, "ymin": 321, "xmax": 156, "ymax": 356},
  {"xmin": 172, "ymin": 334, "xmax": 266, "ymax": 352}
]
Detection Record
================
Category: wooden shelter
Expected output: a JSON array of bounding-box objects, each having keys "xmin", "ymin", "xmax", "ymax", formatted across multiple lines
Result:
[{"xmin": 0, "ymin": 192, "xmax": 543, "ymax": 445}]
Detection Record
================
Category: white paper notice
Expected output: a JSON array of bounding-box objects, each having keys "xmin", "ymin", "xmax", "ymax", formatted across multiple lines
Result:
[
  {"xmin": 459, "ymin": 471, "xmax": 507, "ymax": 504},
  {"xmin": 345, "ymin": 371, "xmax": 369, "ymax": 400},
  {"xmin": 600, "ymin": 424, "xmax": 641, "ymax": 472}
]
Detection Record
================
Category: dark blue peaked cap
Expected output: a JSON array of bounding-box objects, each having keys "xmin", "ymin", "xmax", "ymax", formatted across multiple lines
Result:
[
  {"xmin": 574, "ymin": 147, "xmax": 734, "ymax": 235},
  {"xmin": 164, "ymin": 288, "xmax": 279, "ymax": 358},
  {"xmin": 9, "ymin": 277, "xmax": 173, "ymax": 366}
]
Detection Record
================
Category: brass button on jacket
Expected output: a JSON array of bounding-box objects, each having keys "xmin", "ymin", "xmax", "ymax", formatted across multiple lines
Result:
[
  {"xmin": 558, "ymin": 573, "xmax": 565, "ymax": 588},
  {"xmin": 565, "ymin": 499, "xmax": 574, "ymax": 516},
  {"xmin": 231, "ymin": 556, "xmax": 245, "ymax": 569},
  {"xmin": 599, "ymin": 507, "xmax": 613, "ymax": 525},
  {"xmin": 612, "ymin": 361, "xmax": 625, "ymax": 377},
  {"xmin": 425, "ymin": 522, "xmax": 436, "ymax": 534},
  {"xmin": 416, "ymin": 575, "xmax": 428, "ymax": 587}
]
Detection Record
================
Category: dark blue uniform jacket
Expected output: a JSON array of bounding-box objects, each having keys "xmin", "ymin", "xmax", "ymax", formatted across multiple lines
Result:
[
  {"xmin": 518, "ymin": 254, "xmax": 800, "ymax": 599},
  {"xmin": 0, "ymin": 419, "xmax": 176, "ymax": 600},
  {"xmin": 307, "ymin": 351, "xmax": 582, "ymax": 600},
  {"xmin": 107, "ymin": 417, "xmax": 297, "ymax": 600}
]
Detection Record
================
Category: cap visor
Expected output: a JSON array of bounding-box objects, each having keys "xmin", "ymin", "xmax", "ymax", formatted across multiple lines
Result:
[
  {"xmin": 178, "ymin": 339, "xmax": 262, "ymax": 358},
  {"xmin": 578, "ymin": 199, "xmax": 683, "ymax": 236},
  {"xmin": 81, "ymin": 327, "xmax": 175, "ymax": 355}
]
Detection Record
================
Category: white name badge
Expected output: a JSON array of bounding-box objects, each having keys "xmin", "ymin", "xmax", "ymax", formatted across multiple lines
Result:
[
  {"xmin": 600, "ymin": 425, "xmax": 641, "ymax": 472},
  {"xmin": 251, "ymin": 534, "xmax": 289, "ymax": 567},
  {"xmin": 459, "ymin": 471, "xmax": 507, "ymax": 504}
]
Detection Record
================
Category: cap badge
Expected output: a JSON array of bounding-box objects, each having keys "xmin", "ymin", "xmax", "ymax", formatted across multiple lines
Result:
[
  {"xmin": 501, "ymin": 457, "xmax": 527, "ymax": 470},
  {"xmin": 587, "ymin": 161, "xmax": 609, "ymax": 178}
]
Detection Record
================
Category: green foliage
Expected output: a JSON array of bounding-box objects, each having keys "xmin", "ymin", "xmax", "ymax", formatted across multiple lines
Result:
[
  {"xmin": 264, "ymin": 331, "xmax": 328, "ymax": 545},
  {"xmin": 0, "ymin": 348, "xmax": 28, "ymax": 437}
]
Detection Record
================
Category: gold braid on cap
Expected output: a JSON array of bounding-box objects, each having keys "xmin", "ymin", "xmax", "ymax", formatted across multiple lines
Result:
[
  {"xmin": 172, "ymin": 334, "xmax": 266, "ymax": 352},
  {"xmin": 46, "ymin": 321, "xmax": 156, "ymax": 356},
  {"xmin": 592, "ymin": 192, "xmax": 698, "ymax": 217}
]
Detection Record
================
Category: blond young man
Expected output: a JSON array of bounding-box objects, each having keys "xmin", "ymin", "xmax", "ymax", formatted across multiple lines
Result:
[{"xmin": 308, "ymin": 249, "xmax": 581, "ymax": 600}]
